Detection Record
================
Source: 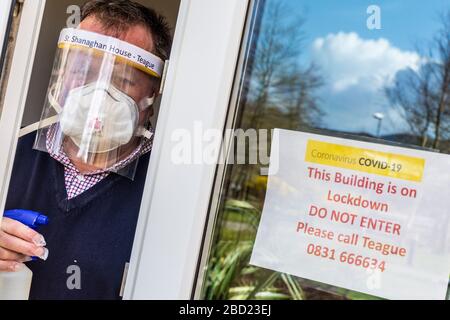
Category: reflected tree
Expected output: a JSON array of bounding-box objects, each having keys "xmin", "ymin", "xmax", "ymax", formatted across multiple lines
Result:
[
  {"xmin": 386, "ymin": 11, "xmax": 450, "ymax": 150},
  {"xmin": 231, "ymin": 2, "xmax": 323, "ymax": 201},
  {"xmin": 203, "ymin": 1, "xmax": 327, "ymax": 301},
  {"xmin": 242, "ymin": 1, "xmax": 323, "ymax": 131}
]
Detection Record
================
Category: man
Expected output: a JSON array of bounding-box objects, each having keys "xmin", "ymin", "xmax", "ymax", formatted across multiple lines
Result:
[{"xmin": 0, "ymin": 0, "xmax": 171, "ymax": 299}]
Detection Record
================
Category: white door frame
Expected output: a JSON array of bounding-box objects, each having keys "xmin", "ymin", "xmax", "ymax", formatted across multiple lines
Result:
[
  {"xmin": 123, "ymin": 0, "xmax": 250, "ymax": 300},
  {"xmin": 0, "ymin": 0, "xmax": 46, "ymax": 221}
]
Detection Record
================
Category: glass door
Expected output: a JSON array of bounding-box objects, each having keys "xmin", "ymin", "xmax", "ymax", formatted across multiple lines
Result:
[
  {"xmin": 0, "ymin": 0, "xmax": 17, "ymax": 115},
  {"xmin": 196, "ymin": 0, "xmax": 450, "ymax": 300}
]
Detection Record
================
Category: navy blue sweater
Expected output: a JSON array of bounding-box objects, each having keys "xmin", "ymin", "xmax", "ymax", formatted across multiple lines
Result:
[{"xmin": 5, "ymin": 132, "xmax": 150, "ymax": 300}]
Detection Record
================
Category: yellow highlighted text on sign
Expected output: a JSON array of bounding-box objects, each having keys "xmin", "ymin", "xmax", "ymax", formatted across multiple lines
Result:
[{"xmin": 305, "ymin": 139, "xmax": 425, "ymax": 182}]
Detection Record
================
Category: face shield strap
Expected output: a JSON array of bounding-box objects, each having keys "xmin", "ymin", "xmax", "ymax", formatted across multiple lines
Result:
[{"xmin": 146, "ymin": 96, "xmax": 155, "ymax": 107}]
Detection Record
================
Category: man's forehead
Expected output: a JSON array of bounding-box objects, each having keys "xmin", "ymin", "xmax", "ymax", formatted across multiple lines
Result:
[{"xmin": 79, "ymin": 16, "xmax": 155, "ymax": 53}]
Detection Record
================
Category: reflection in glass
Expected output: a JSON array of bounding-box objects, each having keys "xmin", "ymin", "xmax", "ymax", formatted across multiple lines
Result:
[
  {"xmin": 0, "ymin": 0, "xmax": 19, "ymax": 117},
  {"xmin": 199, "ymin": 0, "xmax": 450, "ymax": 300}
]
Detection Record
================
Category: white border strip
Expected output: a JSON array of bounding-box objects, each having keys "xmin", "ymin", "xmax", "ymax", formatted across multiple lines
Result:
[{"xmin": 58, "ymin": 28, "xmax": 164, "ymax": 78}]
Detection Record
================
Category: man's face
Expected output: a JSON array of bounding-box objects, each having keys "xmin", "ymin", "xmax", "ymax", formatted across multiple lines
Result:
[{"xmin": 77, "ymin": 16, "xmax": 158, "ymax": 124}]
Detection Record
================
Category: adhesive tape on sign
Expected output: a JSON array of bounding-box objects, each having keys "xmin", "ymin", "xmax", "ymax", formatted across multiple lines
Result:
[{"xmin": 58, "ymin": 28, "xmax": 164, "ymax": 78}]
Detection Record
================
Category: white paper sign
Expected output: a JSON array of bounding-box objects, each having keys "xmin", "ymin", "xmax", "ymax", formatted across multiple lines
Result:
[{"xmin": 250, "ymin": 129, "xmax": 450, "ymax": 300}]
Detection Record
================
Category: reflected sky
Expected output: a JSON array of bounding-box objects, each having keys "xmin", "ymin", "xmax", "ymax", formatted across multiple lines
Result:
[{"xmin": 261, "ymin": 0, "xmax": 449, "ymax": 136}]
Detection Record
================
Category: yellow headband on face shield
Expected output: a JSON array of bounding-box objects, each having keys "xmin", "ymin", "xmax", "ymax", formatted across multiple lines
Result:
[{"xmin": 58, "ymin": 28, "xmax": 164, "ymax": 78}]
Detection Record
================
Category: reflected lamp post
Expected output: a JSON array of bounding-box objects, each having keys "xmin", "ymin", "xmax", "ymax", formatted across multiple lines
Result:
[{"xmin": 373, "ymin": 112, "xmax": 384, "ymax": 138}]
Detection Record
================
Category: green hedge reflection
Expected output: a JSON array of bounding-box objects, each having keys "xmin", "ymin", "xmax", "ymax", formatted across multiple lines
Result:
[{"xmin": 203, "ymin": 197, "xmax": 388, "ymax": 300}]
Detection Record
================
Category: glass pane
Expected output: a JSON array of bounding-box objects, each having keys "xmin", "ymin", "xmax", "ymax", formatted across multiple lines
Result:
[
  {"xmin": 0, "ymin": 0, "xmax": 19, "ymax": 116},
  {"xmin": 198, "ymin": 0, "xmax": 450, "ymax": 300},
  {"xmin": 1, "ymin": 0, "xmax": 181, "ymax": 300}
]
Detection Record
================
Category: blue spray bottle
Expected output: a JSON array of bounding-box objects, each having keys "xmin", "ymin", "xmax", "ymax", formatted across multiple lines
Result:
[{"xmin": 0, "ymin": 209, "xmax": 49, "ymax": 300}]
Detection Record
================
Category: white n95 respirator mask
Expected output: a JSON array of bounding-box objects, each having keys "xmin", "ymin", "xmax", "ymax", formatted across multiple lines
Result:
[
  {"xmin": 47, "ymin": 81, "xmax": 154, "ymax": 161},
  {"xmin": 24, "ymin": 27, "xmax": 165, "ymax": 179},
  {"xmin": 59, "ymin": 83, "xmax": 141, "ymax": 154}
]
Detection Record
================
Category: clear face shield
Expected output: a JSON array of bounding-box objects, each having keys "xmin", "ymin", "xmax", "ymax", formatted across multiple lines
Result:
[{"xmin": 31, "ymin": 28, "xmax": 164, "ymax": 179}]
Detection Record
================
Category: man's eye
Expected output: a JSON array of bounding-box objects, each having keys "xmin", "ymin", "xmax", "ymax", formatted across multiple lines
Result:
[
  {"xmin": 123, "ymin": 79, "xmax": 136, "ymax": 86},
  {"xmin": 114, "ymin": 76, "xmax": 135, "ymax": 87},
  {"xmin": 119, "ymin": 78, "xmax": 135, "ymax": 87}
]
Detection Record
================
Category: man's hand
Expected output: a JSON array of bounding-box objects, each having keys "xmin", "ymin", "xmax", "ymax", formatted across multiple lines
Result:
[{"xmin": 0, "ymin": 217, "xmax": 48, "ymax": 272}]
